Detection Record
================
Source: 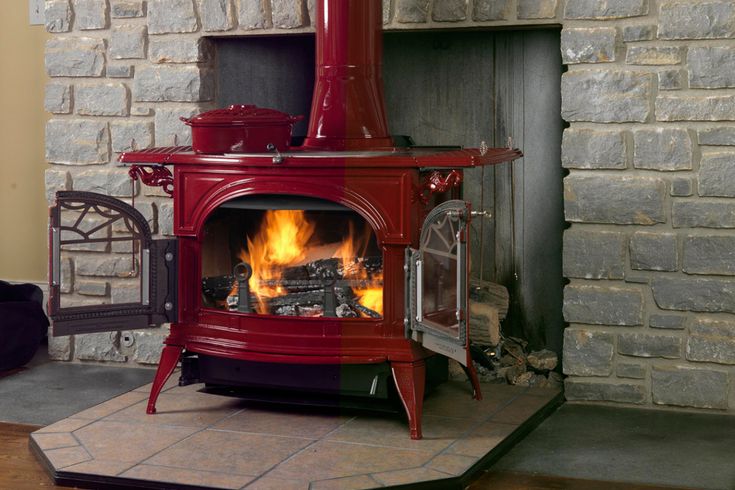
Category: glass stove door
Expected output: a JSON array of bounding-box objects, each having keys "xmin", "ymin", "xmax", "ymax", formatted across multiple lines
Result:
[{"xmin": 406, "ymin": 200, "xmax": 470, "ymax": 366}]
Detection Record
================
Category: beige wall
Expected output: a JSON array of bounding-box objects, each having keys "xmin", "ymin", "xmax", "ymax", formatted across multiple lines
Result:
[{"xmin": 0, "ymin": 7, "xmax": 48, "ymax": 282}]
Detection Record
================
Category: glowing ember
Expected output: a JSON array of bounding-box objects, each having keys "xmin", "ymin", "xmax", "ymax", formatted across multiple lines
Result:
[{"xmin": 235, "ymin": 209, "xmax": 383, "ymax": 317}]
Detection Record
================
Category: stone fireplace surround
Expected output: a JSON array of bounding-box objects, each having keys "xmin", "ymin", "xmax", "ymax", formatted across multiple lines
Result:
[{"xmin": 43, "ymin": 0, "xmax": 735, "ymax": 414}]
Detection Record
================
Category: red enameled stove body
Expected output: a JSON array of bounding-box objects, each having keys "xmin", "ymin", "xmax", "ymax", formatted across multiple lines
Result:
[{"xmin": 50, "ymin": 0, "xmax": 521, "ymax": 439}]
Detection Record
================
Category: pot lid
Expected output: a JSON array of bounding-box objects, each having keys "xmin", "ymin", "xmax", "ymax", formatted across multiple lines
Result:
[{"xmin": 183, "ymin": 105, "xmax": 303, "ymax": 126}]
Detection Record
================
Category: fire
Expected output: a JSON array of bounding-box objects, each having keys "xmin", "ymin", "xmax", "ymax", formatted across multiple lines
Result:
[{"xmin": 236, "ymin": 209, "xmax": 383, "ymax": 317}]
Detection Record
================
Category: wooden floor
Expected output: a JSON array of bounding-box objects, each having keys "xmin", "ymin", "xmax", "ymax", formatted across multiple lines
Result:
[{"xmin": 2, "ymin": 422, "xmax": 683, "ymax": 490}]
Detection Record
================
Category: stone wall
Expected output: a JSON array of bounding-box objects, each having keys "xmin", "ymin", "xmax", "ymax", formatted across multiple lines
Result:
[{"xmin": 44, "ymin": 0, "xmax": 735, "ymax": 413}]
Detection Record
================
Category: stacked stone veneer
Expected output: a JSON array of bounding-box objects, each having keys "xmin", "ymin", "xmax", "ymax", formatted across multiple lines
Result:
[{"xmin": 43, "ymin": 0, "xmax": 735, "ymax": 413}]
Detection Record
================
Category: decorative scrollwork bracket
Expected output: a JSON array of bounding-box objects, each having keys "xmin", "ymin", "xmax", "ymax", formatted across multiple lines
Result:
[
  {"xmin": 128, "ymin": 165, "xmax": 174, "ymax": 196},
  {"xmin": 417, "ymin": 170, "xmax": 462, "ymax": 204}
]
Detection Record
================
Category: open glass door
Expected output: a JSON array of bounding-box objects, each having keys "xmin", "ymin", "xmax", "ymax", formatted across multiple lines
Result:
[
  {"xmin": 406, "ymin": 199, "xmax": 481, "ymax": 398},
  {"xmin": 49, "ymin": 191, "xmax": 177, "ymax": 335}
]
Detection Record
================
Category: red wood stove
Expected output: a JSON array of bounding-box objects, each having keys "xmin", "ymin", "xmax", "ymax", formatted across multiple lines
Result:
[{"xmin": 48, "ymin": 0, "xmax": 521, "ymax": 439}]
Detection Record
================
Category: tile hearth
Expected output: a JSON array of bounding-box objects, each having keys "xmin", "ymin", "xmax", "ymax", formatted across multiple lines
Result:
[{"xmin": 31, "ymin": 377, "xmax": 561, "ymax": 489}]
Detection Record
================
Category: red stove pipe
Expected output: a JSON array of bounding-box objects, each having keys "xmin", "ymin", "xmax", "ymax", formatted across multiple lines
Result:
[{"xmin": 301, "ymin": 0, "xmax": 393, "ymax": 151}]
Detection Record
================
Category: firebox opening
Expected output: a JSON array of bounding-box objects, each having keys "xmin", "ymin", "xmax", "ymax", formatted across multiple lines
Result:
[{"xmin": 201, "ymin": 195, "xmax": 383, "ymax": 319}]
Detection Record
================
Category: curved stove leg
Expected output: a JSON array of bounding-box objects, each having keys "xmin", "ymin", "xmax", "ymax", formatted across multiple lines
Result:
[
  {"xmin": 391, "ymin": 360, "xmax": 426, "ymax": 440},
  {"xmin": 146, "ymin": 344, "xmax": 183, "ymax": 414}
]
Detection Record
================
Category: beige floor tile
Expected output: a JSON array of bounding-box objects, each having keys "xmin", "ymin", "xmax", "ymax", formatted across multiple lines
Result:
[
  {"xmin": 63, "ymin": 459, "xmax": 135, "ymax": 477},
  {"xmin": 445, "ymin": 420, "xmax": 517, "ymax": 458},
  {"xmin": 72, "ymin": 391, "xmax": 149, "ymax": 420},
  {"xmin": 371, "ymin": 466, "xmax": 451, "ymax": 487},
  {"xmin": 44, "ymin": 445, "xmax": 92, "ymax": 470},
  {"xmin": 122, "ymin": 464, "xmax": 255, "ymax": 489},
  {"xmin": 422, "ymin": 382, "xmax": 519, "ymax": 420},
  {"xmin": 425, "ymin": 453, "xmax": 477, "ymax": 476},
  {"xmin": 213, "ymin": 406, "xmax": 351, "ymax": 439},
  {"xmin": 73, "ymin": 420, "xmax": 199, "ymax": 463},
  {"xmin": 31, "ymin": 432, "xmax": 79, "ymax": 451},
  {"xmin": 104, "ymin": 391, "xmax": 243, "ymax": 428},
  {"xmin": 490, "ymin": 393, "xmax": 556, "ymax": 425},
  {"xmin": 267, "ymin": 440, "xmax": 433, "ymax": 482},
  {"xmin": 34, "ymin": 418, "xmax": 92, "ymax": 434},
  {"xmin": 310, "ymin": 474, "xmax": 381, "ymax": 490},
  {"xmin": 244, "ymin": 476, "xmax": 310, "ymax": 489},
  {"xmin": 326, "ymin": 413, "xmax": 476, "ymax": 453},
  {"xmin": 144, "ymin": 429, "xmax": 313, "ymax": 476}
]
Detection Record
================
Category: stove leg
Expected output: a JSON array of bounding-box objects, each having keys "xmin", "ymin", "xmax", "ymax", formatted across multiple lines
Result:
[
  {"xmin": 146, "ymin": 344, "xmax": 183, "ymax": 415},
  {"xmin": 391, "ymin": 360, "xmax": 426, "ymax": 440}
]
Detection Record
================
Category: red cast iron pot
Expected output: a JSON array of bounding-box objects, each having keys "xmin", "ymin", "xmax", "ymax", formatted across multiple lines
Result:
[{"xmin": 181, "ymin": 105, "xmax": 304, "ymax": 154}]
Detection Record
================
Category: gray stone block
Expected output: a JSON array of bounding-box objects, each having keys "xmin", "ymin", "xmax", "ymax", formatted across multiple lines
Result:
[
  {"xmin": 622, "ymin": 24, "xmax": 654, "ymax": 42},
  {"xmin": 75, "ymin": 332, "xmax": 127, "ymax": 362},
  {"xmin": 629, "ymin": 231, "xmax": 678, "ymax": 272},
  {"xmin": 396, "ymin": 0, "xmax": 429, "ymax": 22},
  {"xmin": 134, "ymin": 66, "xmax": 213, "ymax": 102},
  {"xmin": 46, "ymin": 119, "xmax": 109, "ymax": 165},
  {"xmin": 75, "ymin": 0, "xmax": 108, "ymax": 30},
  {"xmin": 111, "ymin": 283, "xmax": 141, "ymax": 304},
  {"xmin": 111, "ymin": 121, "xmax": 155, "ymax": 153},
  {"xmin": 658, "ymin": 69, "xmax": 683, "ymax": 91},
  {"xmin": 563, "ymin": 328, "xmax": 614, "ymax": 376},
  {"xmin": 518, "ymin": 0, "xmax": 557, "ymax": 19},
  {"xmin": 159, "ymin": 201, "xmax": 174, "ymax": 235},
  {"xmin": 659, "ymin": 1, "xmax": 735, "ymax": 40},
  {"xmin": 107, "ymin": 65, "xmax": 134, "ymax": 78},
  {"xmin": 382, "ymin": 0, "xmax": 391, "ymax": 24},
  {"xmin": 670, "ymin": 177, "xmax": 693, "ymax": 197},
  {"xmin": 564, "ymin": 379, "xmax": 647, "ymax": 404},
  {"xmin": 563, "ymin": 229, "xmax": 625, "ymax": 279},
  {"xmin": 239, "ymin": 0, "xmax": 271, "ymax": 29},
  {"xmin": 563, "ymin": 283, "xmax": 643, "ymax": 326},
  {"xmin": 652, "ymin": 276, "xmax": 735, "ymax": 314},
  {"xmin": 74, "ymin": 169, "xmax": 136, "ymax": 197},
  {"xmin": 699, "ymin": 127, "xmax": 735, "ymax": 146},
  {"xmin": 272, "ymin": 0, "xmax": 307, "ymax": 28},
  {"xmin": 689, "ymin": 47, "xmax": 735, "ymax": 89},
  {"xmin": 699, "ymin": 152, "xmax": 735, "ymax": 197},
  {"xmin": 110, "ymin": 25, "xmax": 147, "ymax": 59},
  {"xmin": 47, "ymin": 327, "xmax": 72, "ymax": 361},
  {"xmin": 45, "ymin": 83, "xmax": 72, "ymax": 114},
  {"xmin": 687, "ymin": 319, "xmax": 735, "ymax": 365},
  {"xmin": 656, "ymin": 95, "xmax": 735, "ymax": 122},
  {"xmin": 626, "ymin": 46, "xmax": 681, "ymax": 65},
  {"xmin": 651, "ymin": 365, "xmax": 728, "ymax": 409},
  {"xmin": 77, "ymin": 280, "xmax": 109, "ymax": 296},
  {"xmin": 633, "ymin": 128, "xmax": 692, "ymax": 171},
  {"xmin": 131, "ymin": 105, "xmax": 153, "ymax": 116},
  {"xmin": 562, "ymin": 70, "xmax": 651, "ymax": 123},
  {"xmin": 45, "ymin": 168, "xmax": 72, "ymax": 203},
  {"xmin": 561, "ymin": 128, "xmax": 626, "ymax": 169},
  {"xmin": 561, "ymin": 27, "xmax": 616, "ymax": 64},
  {"xmin": 472, "ymin": 0, "xmax": 511, "ymax": 20},
  {"xmin": 618, "ymin": 333, "xmax": 682, "ymax": 359},
  {"xmin": 45, "ymin": 0, "xmax": 72, "ymax": 33},
  {"xmin": 673, "ymin": 201, "xmax": 735, "ymax": 228},
  {"xmin": 76, "ymin": 83, "xmax": 130, "ymax": 116},
  {"xmin": 200, "ymin": 0, "xmax": 235, "ymax": 31},
  {"xmin": 564, "ymin": 175, "xmax": 666, "ymax": 225},
  {"xmin": 616, "ymin": 362, "xmax": 645, "ymax": 379},
  {"xmin": 154, "ymin": 106, "xmax": 200, "ymax": 146},
  {"xmin": 149, "ymin": 38, "xmax": 209, "ymax": 63},
  {"xmin": 111, "ymin": 0, "xmax": 146, "ymax": 18},
  {"xmin": 148, "ymin": 0, "xmax": 199, "ymax": 33},
  {"xmin": 46, "ymin": 37, "xmax": 105, "ymax": 77},
  {"xmin": 564, "ymin": 0, "xmax": 647, "ymax": 19},
  {"xmin": 683, "ymin": 234, "xmax": 735, "ymax": 275},
  {"xmin": 133, "ymin": 329, "xmax": 169, "ymax": 364},
  {"xmin": 433, "ymin": 0, "xmax": 467, "ymax": 21},
  {"xmin": 76, "ymin": 256, "xmax": 139, "ymax": 277},
  {"xmin": 649, "ymin": 314, "xmax": 686, "ymax": 330}
]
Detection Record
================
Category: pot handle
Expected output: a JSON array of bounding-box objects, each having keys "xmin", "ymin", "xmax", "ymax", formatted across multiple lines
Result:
[
  {"xmin": 290, "ymin": 114, "xmax": 305, "ymax": 123},
  {"xmin": 179, "ymin": 116, "xmax": 192, "ymax": 126}
]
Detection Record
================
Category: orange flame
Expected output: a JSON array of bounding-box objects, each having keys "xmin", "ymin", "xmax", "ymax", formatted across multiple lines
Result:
[{"xmin": 236, "ymin": 210, "xmax": 383, "ymax": 317}]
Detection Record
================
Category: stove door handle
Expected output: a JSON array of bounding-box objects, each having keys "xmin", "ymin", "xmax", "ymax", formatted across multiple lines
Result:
[{"xmin": 415, "ymin": 259, "xmax": 423, "ymax": 323}]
